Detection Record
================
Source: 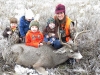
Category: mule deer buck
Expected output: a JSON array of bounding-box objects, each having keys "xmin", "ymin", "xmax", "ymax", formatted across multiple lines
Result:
[{"xmin": 1, "ymin": 21, "xmax": 88, "ymax": 75}]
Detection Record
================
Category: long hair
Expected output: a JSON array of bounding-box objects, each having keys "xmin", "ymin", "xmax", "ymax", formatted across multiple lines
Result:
[{"xmin": 55, "ymin": 15, "xmax": 67, "ymax": 30}]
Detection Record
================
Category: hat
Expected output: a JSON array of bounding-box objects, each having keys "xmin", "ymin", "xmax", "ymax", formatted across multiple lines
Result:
[
  {"xmin": 55, "ymin": 4, "xmax": 65, "ymax": 14},
  {"xmin": 47, "ymin": 17, "xmax": 55, "ymax": 25},
  {"xmin": 29, "ymin": 20, "xmax": 39, "ymax": 29},
  {"xmin": 25, "ymin": 9, "xmax": 34, "ymax": 19}
]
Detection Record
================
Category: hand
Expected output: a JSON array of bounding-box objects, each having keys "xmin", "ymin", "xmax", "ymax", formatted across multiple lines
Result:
[
  {"xmin": 51, "ymin": 33, "xmax": 55, "ymax": 36},
  {"xmin": 7, "ymin": 31, "xmax": 12, "ymax": 35},
  {"xmin": 48, "ymin": 33, "xmax": 52, "ymax": 37},
  {"xmin": 39, "ymin": 43, "xmax": 43, "ymax": 46},
  {"xmin": 52, "ymin": 38, "xmax": 55, "ymax": 41},
  {"xmin": 46, "ymin": 35, "xmax": 49, "ymax": 38}
]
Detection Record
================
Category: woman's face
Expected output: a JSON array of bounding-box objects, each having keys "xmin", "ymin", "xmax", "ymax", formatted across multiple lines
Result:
[{"xmin": 56, "ymin": 12, "xmax": 65, "ymax": 20}]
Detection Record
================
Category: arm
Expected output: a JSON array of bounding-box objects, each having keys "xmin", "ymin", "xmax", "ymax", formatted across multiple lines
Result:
[
  {"xmin": 2, "ymin": 27, "xmax": 11, "ymax": 38},
  {"xmin": 19, "ymin": 22, "xmax": 25, "ymax": 37},
  {"xmin": 19, "ymin": 18, "xmax": 26, "ymax": 37},
  {"xmin": 43, "ymin": 27, "xmax": 48, "ymax": 36},
  {"xmin": 54, "ymin": 26, "xmax": 59, "ymax": 38}
]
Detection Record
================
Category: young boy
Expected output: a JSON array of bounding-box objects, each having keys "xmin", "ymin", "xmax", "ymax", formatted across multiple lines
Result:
[
  {"xmin": 43, "ymin": 17, "xmax": 58, "ymax": 44},
  {"xmin": 25, "ymin": 20, "xmax": 44, "ymax": 48},
  {"xmin": 2, "ymin": 17, "xmax": 21, "ymax": 44},
  {"xmin": 43, "ymin": 17, "xmax": 62, "ymax": 49}
]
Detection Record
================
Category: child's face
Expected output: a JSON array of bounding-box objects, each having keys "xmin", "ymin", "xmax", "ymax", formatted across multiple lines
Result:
[
  {"xmin": 11, "ymin": 23, "xmax": 17, "ymax": 29},
  {"xmin": 31, "ymin": 26, "xmax": 38, "ymax": 32},
  {"xmin": 49, "ymin": 23, "xmax": 55, "ymax": 29}
]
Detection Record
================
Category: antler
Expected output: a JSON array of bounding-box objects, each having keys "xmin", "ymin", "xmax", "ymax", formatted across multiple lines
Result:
[
  {"xmin": 58, "ymin": 20, "xmax": 90, "ymax": 49},
  {"xmin": 58, "ymin": 27, "xmax": 72, "ymax": 48},
  {"xmin": 74, "ymin": 30, "xmax": 90, "ymax": 45}
]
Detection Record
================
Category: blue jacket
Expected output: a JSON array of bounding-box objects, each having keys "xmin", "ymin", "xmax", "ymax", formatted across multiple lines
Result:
[{"xmin": 19, "ymin": 16, "xmax": 30, "ymax": 37}]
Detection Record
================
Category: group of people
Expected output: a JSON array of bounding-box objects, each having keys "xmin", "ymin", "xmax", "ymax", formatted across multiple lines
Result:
[{"xmin": 2, "ymin": 4, "xmax": 75, "ymax": 49}]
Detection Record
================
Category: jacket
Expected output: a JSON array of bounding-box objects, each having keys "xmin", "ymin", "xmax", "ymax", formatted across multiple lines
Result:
[
  {"xmin": 43, "ymin": 25, "xmax": 58, "ymax": 38},
  {"xmin": 25, "ymin": 30, "xmax": 44, "ymax": 48},
  {"xmin": 2, "ymin": 26, "xmax": 20, "ymax": 44},
  {"xmin": 55, "ymin": 16, "xmax": 72, "ymax": 42},
  {"xmin": 19, "ymin": 16, "xmax": 30, "ymax": 37}
]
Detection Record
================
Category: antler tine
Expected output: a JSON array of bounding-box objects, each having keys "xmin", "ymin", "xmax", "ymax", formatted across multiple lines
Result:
[
  {"xmin": 74, "ymin": 30, "xmax": 90, "ymax": 45},
  {"xmin": 58, "ymin": 27, "xmax": 72, "ymax": 48}
]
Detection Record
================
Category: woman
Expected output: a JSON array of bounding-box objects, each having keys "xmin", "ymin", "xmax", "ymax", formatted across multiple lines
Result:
[{"xmin": 54, "ymin": 4, "xmax": 75, "ymax": 44}]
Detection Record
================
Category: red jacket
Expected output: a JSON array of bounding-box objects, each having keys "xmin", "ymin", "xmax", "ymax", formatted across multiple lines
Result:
[{"xmin": 25, "ymin": 30, "xmax": 44, "ymax": 48}]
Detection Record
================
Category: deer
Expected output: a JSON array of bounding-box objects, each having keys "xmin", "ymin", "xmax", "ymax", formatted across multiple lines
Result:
[{"xmin": 1, "ymin": 20, "xmax": 89, "ymax": 75}]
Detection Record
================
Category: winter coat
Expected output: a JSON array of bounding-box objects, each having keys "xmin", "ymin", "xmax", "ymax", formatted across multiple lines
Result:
[
  {"xmin": 43, "ymin": 25, "xmax": 58, "ymax": 38},
  {"xmin": 25, "ymin": 30, "xmax": 44, "ymax": 48},
  {"xmin": 55, "ymin": 16, "xmax": 72, "ymax": 42},
  {"xmin": 19, "ymin": 16, "xmax": 31, "ymax": 37},
  {"xmin": 2, "ymin": 26, "xmax": 20, "ymax": 44}
]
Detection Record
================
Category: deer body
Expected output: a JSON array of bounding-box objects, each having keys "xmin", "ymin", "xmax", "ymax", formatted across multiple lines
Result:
[
  {"xmin": 3, "ymin": 44, "xmax": 71, "ymax": 67},
  {"xmin": 2, "ymin": 44, "xmax": 82, "ymax": 75}
]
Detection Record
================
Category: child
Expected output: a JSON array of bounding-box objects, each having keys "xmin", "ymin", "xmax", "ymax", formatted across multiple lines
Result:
[
  {"xmin": 25, "ymin": 20, "xmax": 44, "ymax": 48},
  {"xmin": 2, "ymin": 17, "xmax": 21, "ymax": 44},
  {"xmin": 43, "ymin": 17, "xmax": 62, "ymax": 49}
]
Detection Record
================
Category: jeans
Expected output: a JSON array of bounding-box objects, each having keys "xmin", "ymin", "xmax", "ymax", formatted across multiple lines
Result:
[
  {"xmin": 44, "ymin": 35, "xmax": 62, "ymax": 49},
  {"xmin": 52, "ymin": 40, "xmax": 62, "ymax": 49},
  {"xmin": 44, "ymin": 36, "xmax": 56, "ymax": 44}
]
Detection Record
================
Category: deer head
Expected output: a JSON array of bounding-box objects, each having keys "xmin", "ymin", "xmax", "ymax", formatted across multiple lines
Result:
[{"xmin": 57, "ymin": 20, "xmax": 90, "ymax": 60}]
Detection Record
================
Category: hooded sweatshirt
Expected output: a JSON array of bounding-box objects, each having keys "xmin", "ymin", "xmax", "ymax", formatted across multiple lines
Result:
[{"xmin": 25, "ymin": 30, "xmax": 44, "ymax": 48}]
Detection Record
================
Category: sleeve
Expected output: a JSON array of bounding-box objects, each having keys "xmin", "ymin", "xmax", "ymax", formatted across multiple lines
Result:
[
  {"xmin": 43, "ymin": 27, "xmax": 48, "ymax": 36},
  {"xmin": 39, "ymin": 32, "xmax": 44, "ymax": 43},
  {"xmin": 19, "ymin": 19, "xmax": 25, "ymax": 37},
  {"xmin": 25, "ymin": 32, "xmax": 39, "ymax": 48},
  {"xmin": 2, "ymin": 27, "xmax": 11, "ymax": 38},
  {"xmin": 54, "ymin": 26, "xmax": 59, "ymax": 38}
]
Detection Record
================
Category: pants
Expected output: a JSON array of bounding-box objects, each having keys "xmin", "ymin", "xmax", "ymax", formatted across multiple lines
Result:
[
  {"xmin": 44, "ymin": 36, "xmax": 56, "ymax": 44},
  {"xmin": 44, "ymin": 36, "xmax": 62, "ymax": 49},
  {"xmin": 52, "ymin": 40, "xmax": 63, "ymax": 49}
]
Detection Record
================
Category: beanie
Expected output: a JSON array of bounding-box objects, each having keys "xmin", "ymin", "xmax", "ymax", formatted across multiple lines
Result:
[
  {"xmin": 47, "ymin": 17, "xmax": 55, "ymax": 25},
  {"xmin": 55, "ymin": 4, "xmax": 65, "ymax": 14},
  {"xmin": 29, "ymin": 20, "xmax": 39, "ymax": 29},
  {"xmin": 25, "ymin": 9, "xmax": 34, "ymax": 19}
]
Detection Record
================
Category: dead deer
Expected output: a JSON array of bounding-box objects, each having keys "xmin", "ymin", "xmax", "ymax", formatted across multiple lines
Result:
[{"xmin": 1, "ymin": 20, "xmax": 89, "ymax": 75}]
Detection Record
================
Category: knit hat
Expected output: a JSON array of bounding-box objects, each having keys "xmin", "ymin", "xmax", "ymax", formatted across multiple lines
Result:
[
  {"xmin": 47, "ymin": 17, "xmax": 55, "ymax": 25},
  {"xmin": 25, "ymin": 9, "xmax": 34, "ymax": 19},
  {"xmin": 55, "ymin": 4, "xmax": 65, "ymax": 14},
  {"xmin": 29, "ymin": 20, "xmax": 39, "ymax": 29}
]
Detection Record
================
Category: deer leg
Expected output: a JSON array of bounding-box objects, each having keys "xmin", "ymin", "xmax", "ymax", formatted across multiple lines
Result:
[{"xmin": 33, "ymin": 59, "xmax": 48, "ymax": 75}]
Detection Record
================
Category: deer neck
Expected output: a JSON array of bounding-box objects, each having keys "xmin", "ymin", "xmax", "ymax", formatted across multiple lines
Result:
[{"xmin": 53, "ymin": 52, "xmax": 69, "ymax": 66}]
